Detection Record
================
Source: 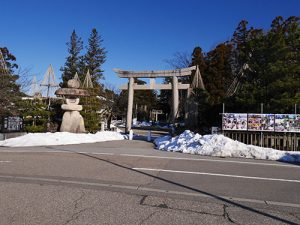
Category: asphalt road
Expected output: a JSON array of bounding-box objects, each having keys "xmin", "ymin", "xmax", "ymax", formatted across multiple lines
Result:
[{"xmin": 0, "ymin": 139, "xmax": 300, "ymax": 225}]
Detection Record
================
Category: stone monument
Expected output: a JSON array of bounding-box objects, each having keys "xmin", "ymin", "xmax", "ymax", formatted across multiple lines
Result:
[{"xmin": 55, "ymin": 79, "xmax": 89, "ymax": 133}]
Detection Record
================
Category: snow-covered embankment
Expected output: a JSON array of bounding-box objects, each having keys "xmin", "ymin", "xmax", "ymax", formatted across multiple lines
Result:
[
  {"xmin": 154, "ymin": 130, "xmax": 300, "ymax": 163},
  {"xmin": 0, "ymin": 131, "xmax": 125, "ymax": 147}
]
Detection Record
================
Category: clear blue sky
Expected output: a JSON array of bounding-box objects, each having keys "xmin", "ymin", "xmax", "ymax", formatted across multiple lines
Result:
[{"xmin": 1, "ymin": 0, "xmax": 299, "ymax": 91}]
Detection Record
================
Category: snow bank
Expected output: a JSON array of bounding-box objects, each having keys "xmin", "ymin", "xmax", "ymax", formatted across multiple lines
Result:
[
  {"xmin": 0, "ymin": 131, "xmax": 125, "ymax": 147},
  {"xmin": 133, "ymin": 121, "xmax": 152, "ymax": 127},
  {"xmin": 154, "ymin": 130, "xmax": 300, "ymax": 163}
]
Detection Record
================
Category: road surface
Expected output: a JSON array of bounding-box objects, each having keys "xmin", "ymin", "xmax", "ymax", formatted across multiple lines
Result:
[{"xmin": 0, "ymin": 140, "xmax": 300, "ymax": 224}]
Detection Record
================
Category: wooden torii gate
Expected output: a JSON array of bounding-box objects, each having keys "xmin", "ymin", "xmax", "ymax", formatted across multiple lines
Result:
[{"xmin": 114, "ymin": 66, "xmax": 196, "ymax": 132}]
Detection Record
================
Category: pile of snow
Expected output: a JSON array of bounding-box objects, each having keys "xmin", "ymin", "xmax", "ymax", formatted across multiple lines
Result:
[
  {"xmin": 111, "ymin": 120, "xmax": 125, "ymax": 128},
  {"xmin": 109, "ymin": 124, "xmax": 122, "ymax": 133},
  {"xmin": 133, "ymin": 121, "xmax": 152, "ymax": 127},
  {"xmin": 154, "ymin": 130, "xmax": 300, "ymax": 163},
  {"xmin": 0, "ymin": 131, "xmax": 125, "ymax": 147}
]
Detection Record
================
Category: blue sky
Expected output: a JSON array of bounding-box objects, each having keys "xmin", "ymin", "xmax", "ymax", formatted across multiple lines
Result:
[{"xmin": 1, "ymin": 0, "xmax": 299, "ymax": 91}]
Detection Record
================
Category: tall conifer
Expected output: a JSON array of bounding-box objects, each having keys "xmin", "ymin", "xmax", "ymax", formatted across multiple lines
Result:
[
  {"xmin": 84, "ymin": 28, "xmax": 106, "ymax": 87},
  {"xmin": 0, "ymin": 47, "xmax": 23, "ymax": 117},
  {"xmin": 60, "ymin": 30, "xmax": 83, "ymax": 87}
]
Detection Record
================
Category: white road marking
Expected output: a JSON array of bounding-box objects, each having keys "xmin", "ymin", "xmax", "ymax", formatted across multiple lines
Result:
[
  {"xmin": 118, "ymin": 153, "xmax": 300, "ymax": 168},
  {"xmin": 0, "ymin": 161, "xmax": 11, "ymax": 163},
  {"xmin": 0, "ymin": 174, "xmax": 300, "ymax": 208},
  {"xmin": 133, "ymin": 168, "xmax": 300, "ymax": 183},
  {"xmin": 79, "ymin": 152, "xmax": 115, "ymax": 156},
  {"xmin": 0, "ymin": 150, "xmax": 70, "ymax": 153}
]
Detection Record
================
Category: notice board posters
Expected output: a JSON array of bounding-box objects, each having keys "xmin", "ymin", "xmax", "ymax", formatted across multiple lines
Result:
[
  {"xmin": 248, "ymin": 114, "xmax": 275, "ymax": 131},
  {"xmin": 222, "ymin": 113, "xmax": 247, "ymax": 131},
  {"xmin": 292, "ymin": 115, "xmax": 300, "ymax": 132},
  {"xmin": 275, "ymin": 114, "xmax": 300, "ymax": 132},
  {"xmin": 222, "ymin": 113, "xmax": 300, "ymax": 132}
]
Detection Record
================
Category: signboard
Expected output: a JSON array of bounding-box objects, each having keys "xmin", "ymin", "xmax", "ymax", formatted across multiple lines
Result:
[
  {"xmin": 247, "ymin": 114, "xmax": 261, "ymax": 131},
  {"xmin": 248, "ymin": 114, "xmax": 275, "ymax": 131},
  {"xmin": 261, "ymin": 114, "xmax": 275, "ymax": 131},
  {"xmin": 292, "ymin": 115, "xmax": 300, "ymax": 132},
  {"xmin": 2, "ymin": 116, "xmax": 23, "ymax": 132},
  {"xmin": 275, "ymin": 114, "xmax": 300, "ymax": 132},
  {"xmin": 222, "ymin": 113, "xmax": 247, "ymax": 131},
  {"xmin": 222, "ymin": 113, "xmax": 299, "ymax": 133}
]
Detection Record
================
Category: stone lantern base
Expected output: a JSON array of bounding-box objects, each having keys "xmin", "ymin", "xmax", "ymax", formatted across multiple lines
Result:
[{"xmin": 60, "ymin": 109, "xmax": 86, "ymax": 133}]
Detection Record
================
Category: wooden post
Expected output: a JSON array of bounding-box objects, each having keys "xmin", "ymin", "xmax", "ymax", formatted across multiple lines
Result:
[
  {"xmin": 172, "ymin": 76, "xmax": 179, "ymax": 124},
  {"xmin": 126, "ymin": 77, "xmax": 134, "ymax": 133}
]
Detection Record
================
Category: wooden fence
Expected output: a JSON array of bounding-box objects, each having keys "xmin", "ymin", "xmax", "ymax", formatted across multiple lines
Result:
[{"xmin": 223, "ymin": 131, "xmax": 300, "ymax": 151}]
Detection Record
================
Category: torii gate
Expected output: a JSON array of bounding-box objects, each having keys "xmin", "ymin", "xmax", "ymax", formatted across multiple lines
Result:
[{"xmin": 114, "ymin": 66, "xmax": 196, "ymax": 132}]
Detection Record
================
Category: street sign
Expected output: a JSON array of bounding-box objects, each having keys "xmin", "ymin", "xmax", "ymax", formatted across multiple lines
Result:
[{"xmin": 2, "ymin": 116, "xmax": 23, "ymax": 132}]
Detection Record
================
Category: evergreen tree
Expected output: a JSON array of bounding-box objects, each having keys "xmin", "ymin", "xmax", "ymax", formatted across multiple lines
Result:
[
  {"xmin": 188, "ymin": 46, "xmax": 229, "ymax": 132},
  {"xmin": 0, "ymin": 47, "xmax": 18, "ymax": 73},
  {"xmin": 230, "ymin": 20, "xmax": 253, "ymax": 74},
  {"xmin": 0, "ymin": 47, "xmax": 23, "ymax": 118},
  {"xmin": 18, "ymin": 98, "xmax": 56, "ymax": 132},
  {"xmin": 191, "ymin": 46, "xmax": 206, "ymax": 73},
  {"xmin": 79, "ymin": 29, "xmax": 107, "ymax": 132},
  {"xmin": 84, "ymin": 28, "xmax": 107, "ymax": 87},
  {"xmin": 265, "ymin": 16, "xmax": 300, "ymax": 112},
  {"xmin": 60, "ymin": 30, "xmax": 83, "ymax": 87},
  {"xmin": 231, "ymin": 16, "xmax": 300, "ymax": 113},
  {"xmin": 226, "ymin": 20, "xmax": 267, "ymax": 112},
  {"xmin": 205, "ymin": 43, "xmax": 233, "ymax": 105}
]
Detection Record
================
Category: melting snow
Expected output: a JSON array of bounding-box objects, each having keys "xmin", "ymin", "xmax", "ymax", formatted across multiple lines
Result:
[
  {"xmin": 154, "ymin": 130, "xmax": 300, "ymax": 163},
  {"xmin": 1, "ymin": 129, "xmax": 299, "ymax": 163},
  {"xmin": 0, "ymin": 131, "xmax": 125, "ymax": 147}
]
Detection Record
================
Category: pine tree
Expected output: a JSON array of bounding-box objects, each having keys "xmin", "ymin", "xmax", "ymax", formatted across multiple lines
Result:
[
  {"xmin": 0, "ymin": 47, "xmax": 18, "ymax": 73},
  {"xmin": 84, "ymin": 28, "xmax": 107, "ymax": 87},
  {"xmin": 79, "ymin": 29, "xmax": 107, "ymax": 132},
  {"xmin": 266, "ymin": 16, "xmax": 300, "ymax": 112},
  {"xmin": 18, "ymin": 98, "xmax": 55, "ymax": 132},
  {"xmin": 0, "ymin": 47, "xmax": 23, "ymax": 118},
  {"xmin": 60, "ymin": 30, "xmax": 83, "ymax": 87},
  {"xmin": 230, "ymin": 16, "xmax": 300, "ymax": 113}
]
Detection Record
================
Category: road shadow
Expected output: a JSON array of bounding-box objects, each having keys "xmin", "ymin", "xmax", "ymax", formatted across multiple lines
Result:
[
  {"xmin": 45, "ymin": 145, "xmax": 298, "ymax": 225},
  {"xmin": 278, "ymin": 155, "xmax": 300, "ymax": 167}
]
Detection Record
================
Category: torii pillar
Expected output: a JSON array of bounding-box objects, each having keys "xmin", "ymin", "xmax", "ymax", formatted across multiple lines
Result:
[
  {"xmin": 172, "ymin": 76, "xmax": 179, "ymax": 124},
  {"xmin": 126, "ymin": 77, "xmax": 134, "ymax": 133}
]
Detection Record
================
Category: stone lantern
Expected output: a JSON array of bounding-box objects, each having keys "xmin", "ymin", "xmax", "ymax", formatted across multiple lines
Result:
[{"xmin": 55, "ymin": 79, "xmax": 89, "ymax": 133}]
